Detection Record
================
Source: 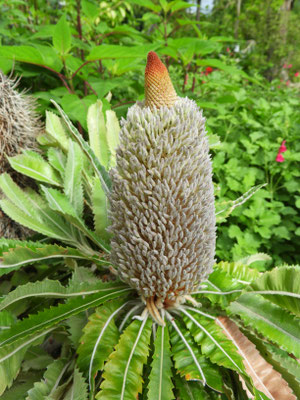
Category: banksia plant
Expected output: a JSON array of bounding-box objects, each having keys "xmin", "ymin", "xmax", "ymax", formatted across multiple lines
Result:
[
  {"xmin": 109, "ymin": 51, "xmax": 216, "ymax": 322},
  {"xmin": 0, "ymin": 71, "xmax": 42, "ymax": 238},
  {"xmin": 0, "ymin": 53, "xmax": 299, "ymax": 400}
]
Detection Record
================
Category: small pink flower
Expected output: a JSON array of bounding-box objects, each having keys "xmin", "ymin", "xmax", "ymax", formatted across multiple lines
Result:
[
  {"xmin": 295, "ymin": 72, "xmax": 299, "ymax": 77},
  {"xmin": 279, "ymin": 140, "xmax": 287, "ymax": 153},
  {"xmin": 283, "ymin": 63, "xmax": 287, "ymax": 68},
  {"xmin": 226, "ymin": 47, "xmax": 230, "ymax": 53},
  {"xmin": 287, "ymin": 64, "xmax": 292, "ymax": 68},
  {"xmin": 276, "ymin": 153, "xmax": 285, "ymax": 162},
  {"xmin": 286, "ymin": 80, "xmax": 290, "ymax": 86}
]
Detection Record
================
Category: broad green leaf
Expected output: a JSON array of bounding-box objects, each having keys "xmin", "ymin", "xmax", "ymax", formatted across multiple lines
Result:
[
  {"xmin": 169, "ymin": 1, "xmax": 194, "ymax": 13},
  {"xmin": 64, "ymin": 140, "xmax": 84, "ymax": 217},
  {"xmin": 87, "ymin": 101, "xmax": 109, "ymax": 169},
  {"xmin": 87, "ymin": 44, "xmax": 160, "ymax": 61},
  {"xmin": 247, "ymin": 266, "xmax": 300, "ymax": 317},
  {"xmin": 126, "ymin": 0, "xmax": 161, "ymax": 12},
  {"xmin": 0, "ymin": 328, "xmax": 53, "ymax": 396},
  {"xmin": 169, "ymin": 318, "xmax": 223, "ymax": 392},
  {"xmin": 45, "ymin": 111, "xmax": 69, "ymax": 151},
  {"xmin": 77, "ymin": 299, "xmax": 125, "ymax": 389},
  {"xmin": 52, "ymin": 15, "xmax": 72, "ymax": 55},
  {"xmin": 216, "ymin": 184, "xmax": 266, "ymax": 223},
  {"xmin": 0, "ymin": 243, "xmax": 104, "ymax": 277},
  {"xmin": 173, "ymin": 375, "xmax": 209, "ymax": 400},
  {"xmin": 51, "ymin": 100, "xmax": 111, "ymax": 196},
  {"xmin": 0, "ymin": 285, "xmax": 132, "ymax": 348},
  {"xmin": 97, "ymin": 318, "xmax": 152, "ymax": 400},
  {"xmin": 26, "ymin": 359, "xmax": 67, "ymax": 399},
  {"xmin": 215, "ymin": 261, "xmax": 261, "ymax": 283},
  {"xmin": 8, "ymin": 151, "xmax": 62, "ymax": 186},
  {"xmin": 180, "ymin": 308, "xmax": 245, "ymax": 374},
  {"xmin": 147, "ymin": 323, "xmax": 174, "ymax": 400},
  {"xmin": 0, "ymin": 46, "xmax": 43, "ymax": 66},
  {"xmin": 228, "ymin": 294, "xmax": 300, "ymax": 358},
  {"xmin": 105, "ymin": 110, "xmax": 120, "ymax": 167}
]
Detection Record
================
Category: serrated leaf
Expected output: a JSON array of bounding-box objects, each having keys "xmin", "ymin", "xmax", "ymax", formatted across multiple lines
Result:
[
  {"xmin": 148, "ymin": 323, "xmax": 174, "ymax": 400},
  {"xmin": 217, "ymin": 316, "xmax": 296, "ymax": 400},
  {"xmin": 173, "ymin": 375, "xmax": 210, "ymax": 400},
  {"xmin": 87, "ymin": 101, "xmax": 109, "ymax": 169},
  {"xmin": 8, "ymin": 151, "xmax": 62, "ymax": 186},
  {"xmin": 0, "ymin": 285, "xmax": 131, "ymax": 348},
  {"xmin": 52, "ymin": 15, "xmax": 72, "ymax": 55},
  {"xmin": 45, "ymin": 111, "xmax": 69, "ymax": 151},
  {"xmin": 247, "ymin": 266, "xmax": 300, "ymax": 317},
  {"xmin": 169, "ymin": 317, "xmax": 223, "ymax": 392},
  {"xmin": 91, "ymin": 177, "xmax": 109, "ymax": 237},
  {"xmin": 96, "ymin": 318, "xmax": 152, "ymax": 400},
  {"xmin": 47, "ymin": 148, "xmax": 67, "ymax": 176},
  {"xmin": 26, "ymin": 359, "xmax": 67, "ymax": 399},
  {"xmin": 77, "ymin": 299, "xmax": 125, "ymax": 389},
  {"xmin": 215, "ymin": 261, "xmax": 261, "ymax": 283},
  {"xmin": 0, "ymin": 243, "xmax": 104, "ymax": 277},
  {"xmin": 64, "ymin": 140, "xmax": 84, "ymax": 217},
  {"xmin": 64, "ymin": 368, "xmax": 88, "ymax": 400},
  {"xmin": 180, "ymin": 308, "xmax": 245, "ymax": 374},
  {"xmin": 41, "ymin": 186, "xmax": 109, "ymax": 252},
  {"xmin": 51, "ymin": 100, "xmax": 111, "ymax": 196},
  {"xmin": 0, "ymin": 328, "xmax": 53, "ymax": 396},
  {"xmin": 216, "ymin": 184, "xmax": 266, "ymax": 223},
  {"xmin": 105, "ymin": 110, "xmax": 120, "ymax": 168},
  {"xmin": 228, "ymin": 294, "xmax": 300, "ymax": 358}
]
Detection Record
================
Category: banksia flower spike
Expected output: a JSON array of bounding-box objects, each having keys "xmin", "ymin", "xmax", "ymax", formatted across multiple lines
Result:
[
  {"xmin": 109, "ymin": 52, "xmax": 216, "ymax": 323},
  {"xmin": 0, "ymin": 71, "xmax": 42, "ymax": 238}
]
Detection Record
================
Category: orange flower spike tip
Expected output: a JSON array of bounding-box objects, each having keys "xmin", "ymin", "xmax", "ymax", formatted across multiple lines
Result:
[{"xmin": 145, "ymin": 51, "xmax": 178, "ymax": 109}]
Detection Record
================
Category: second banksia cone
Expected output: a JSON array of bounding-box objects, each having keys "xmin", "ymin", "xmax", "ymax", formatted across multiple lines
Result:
[{"xmin": 109, "ymin": 52, "xmax": 215, "ymax": 321}]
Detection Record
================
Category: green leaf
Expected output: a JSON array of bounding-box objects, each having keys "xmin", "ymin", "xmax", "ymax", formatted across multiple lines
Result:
[
  {"xmin": 147, "ymin": 323, "xmax": 174, "ymax": 400},
  {"xmin": 26, "ymin": 359, "xmax": 68, "ymax": 399},
  {"xmin": 0, "ymin": 285, "xmax": 132, "ymax": 348},
  {"xmin": 41, "ymin": 186, "xmax": 109, "ymax": 252},
  {"xmin": 96, "ymin": 317, "xmax": 152, "ymax": 400},
  {"xmin": 87, "ymin": 101, "xmax": 109, "ymax": 169},
  {"xmin": 52, "ymin": 15, "xmax": 72, "ymax": 55},
  {"xmin": 216, "ymin": 184, "xmax": 266, "ymax": 223},
  {"xmin": 64, "ymin": 140, "xmax": 84, "ymax": 217},
  {"xmin": 246, "ymin": 266, "xmax": 300, "ymax": 317},
  {"xmin": 64, "ymin": 368, "xmax": 89, "ymax": 400},
  {"xmin": 0, "ymin": 46, "xmax": 43, "ymax": 66},
  {"xmin": 77, "ymin": 299, "xmax": 125, "ymax": 389},
  {"xmin": 180, "ymin": 308, "xmax": 245, "ymax": 374},
  {"xmin": 228, "ymin": 294, "xmax": 300, "ymax": 358},
  {"xmin": 126, "ymin": 0, "xmax": 161, "ymax": 12},
  {"xmin": 87, "ymin": 44, "xmax": 160, "ymax": 61},
  {"xmin": 51, "ymin": 100, "xmax": 111, "ymax": 197},
  {"xmin": 91, "ymin": 177, "xmax": 109, "ymax": 237},
  {"xmin": 0, "ymin": 242, "xmax": 104, "ymax": 277},
  {"xmin": 45, "ymin": 111, "xmax": 69, "ymax": 151},
  {"xmin": 169, "ymin": 317, "xmax": 223, "ymax": 392},
  {"xmin": 47, "ymin": 148, "xmax": 67, "ymax": 176},
  {"xmin": 0, "ymin": 328, "xmax": 54, "ymax": 396},
  {"xmin": 174, "ymin": 375, "xmax": 209, "ymax": 400},
  {"xmin": 8, "ymin": 151, "xmax": 62, "ymax": 186},
  {"xmin": 105, "ymin": 110, "xmax": 120, "ymax": 168}
]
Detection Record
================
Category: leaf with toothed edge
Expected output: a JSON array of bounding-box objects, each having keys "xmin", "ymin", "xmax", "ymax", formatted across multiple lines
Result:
[
  {"xmin": 96, "ymin": 318, "xmax": 152, "ymax": 400},
  {"xmin": 173, "ymin": 375, "xmax": 210, "ymax": 400},
  {"xmin": 169, "ymin": 317, "xmax": 223, "ymax": 393},
  {"xmin": 0, "ymin": 285, "xmax": 132, "ymax": 348},
  {"xmin": 51, "ymin": 100, "xmax": 112, "ymax": 196},
  {"xmin": 147, "ymin": 322, "xmax": 174, "ymax": 400}
]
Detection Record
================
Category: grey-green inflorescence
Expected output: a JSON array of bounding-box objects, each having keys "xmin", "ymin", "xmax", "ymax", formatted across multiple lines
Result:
[{"xmin": 109, "ymin": 97, "xmax": 216, "ymax": 307}]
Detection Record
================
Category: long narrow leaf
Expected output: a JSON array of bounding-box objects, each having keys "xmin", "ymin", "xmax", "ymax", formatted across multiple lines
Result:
[
  {"xmin": 228, "ymin": 294, "xmax": 300, "ymax": 358},
  {"xmin": 51, "ymin": 100, "xmax": 111, "ymax": 196}
]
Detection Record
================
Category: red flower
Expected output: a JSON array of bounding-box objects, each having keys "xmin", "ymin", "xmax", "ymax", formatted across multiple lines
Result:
[
  {"xmin": 283, "ymin": 63, "xmax": 288, "ymax": 68},
  {"xmin": 286, "ymin": 80, "xmax": 290, "ymax": 86},
  {"xmin": 226, "ymin": 47, "xmax": 230, "ymax": 53},
  {"xmin": 276, "ymin": 154, "xmax": 285, "ymax": 162},
  {"xmin": 295, "ymin": 72, "xmax": 300, "ymax": 77},
  {"xmin": 288, "ymin": 64, "xmax": 292, "ymax": 68},
  {"xmin": 276, "ymin": 140, "xmax": 287, "ymax": 162},
  {"xmin": 205, "ymin": 67, "xmax": 213, "ymax": 75}
]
